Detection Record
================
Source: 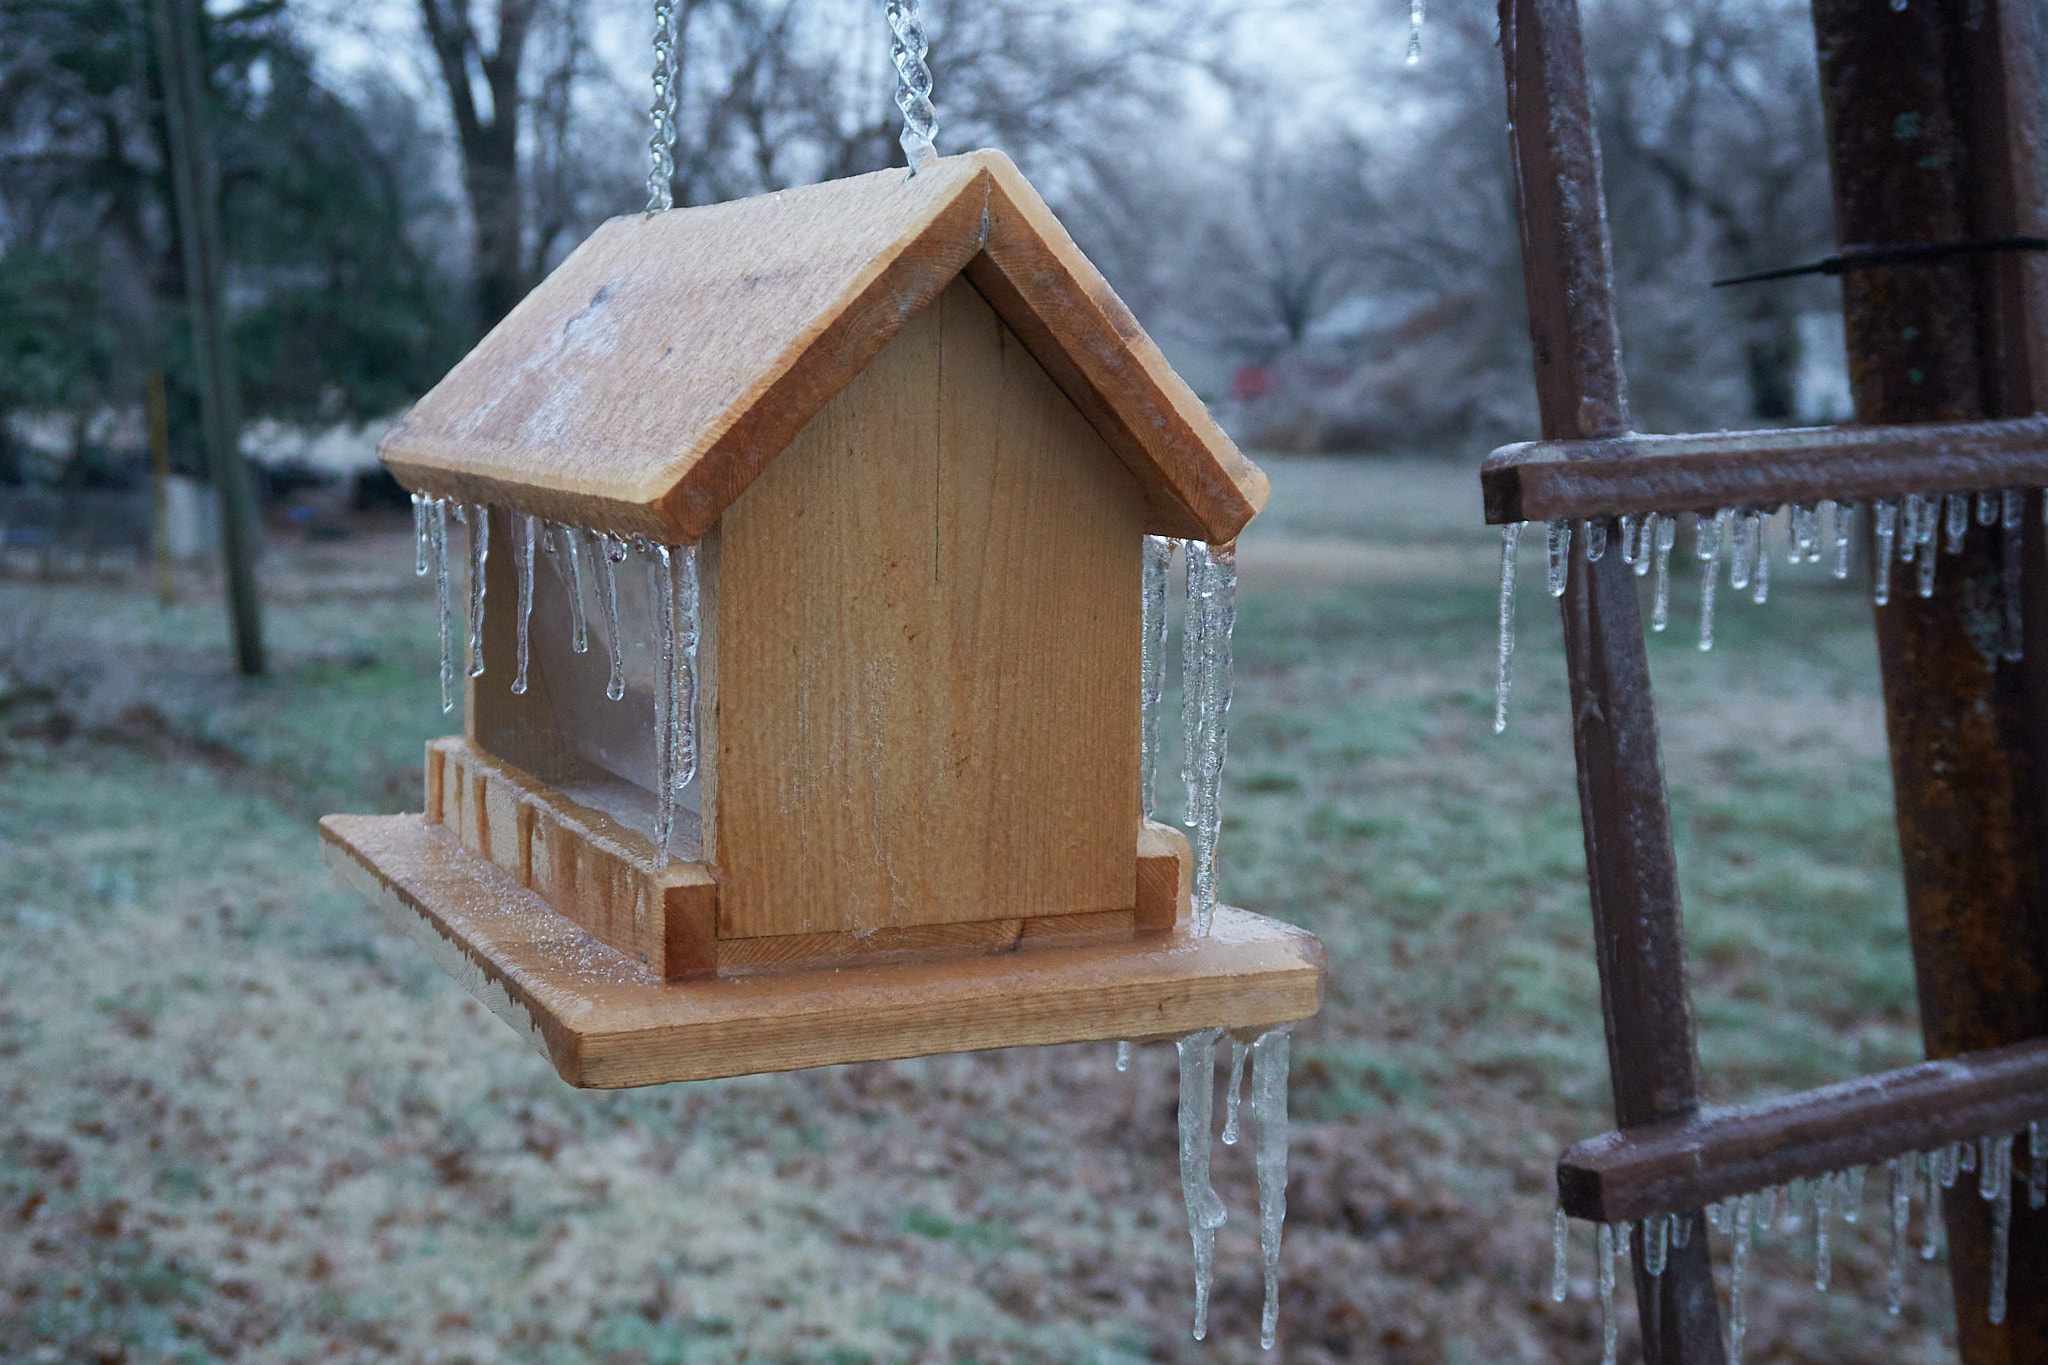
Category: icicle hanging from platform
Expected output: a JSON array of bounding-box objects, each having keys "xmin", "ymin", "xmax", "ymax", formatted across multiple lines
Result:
[
  {"xmin": 1141, "ymin": 535, "xmax": 1174, "ymax": 816},
  {"xmin": 1182, "ymin": 542, "xmax": 1238, "ymax": 936},
  {"xmin": 1495, "ymin": 522, "xmax": 1521, "ymax": 734},
  {"xmin": 1552, "ymin": 1205, "xmax": 1570, "ymax": 1302},
  {"xmin": 1251, "ymin": 1026, "xmax": 1292, "ymax": 1351},
  {"xmin": 1596, "ymin": 1222, "xmax": 1617, "ymax": 1365},
  {"xmin": 1175, "ymin": 1029, "xmax": 1227, "ymax": 1341},
  {"xmin": 1221, "ymin": 1037, "xmax": 1250, "ymax": 1145}
]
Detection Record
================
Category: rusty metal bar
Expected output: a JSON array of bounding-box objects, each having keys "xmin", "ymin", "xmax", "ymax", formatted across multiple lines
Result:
[
  {"xmin": 1497, "ymin": 1, "xmax": 1725, "ymax": 1359},
  {"xmin": 1810, "ymin": 1, "xmax": 2048, "ymax": 1358},
  {"xmin": 1481, "ymin": 415, "xmax": 2048, "ymax": 525},
  {"xmin": 1556, "ymin": 1039, "xmax": 2048, "ymax": 1225}
]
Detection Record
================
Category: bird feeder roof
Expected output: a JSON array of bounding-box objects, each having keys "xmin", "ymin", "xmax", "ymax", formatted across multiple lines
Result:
[{"xmin": 378, "ymin": 150, "xmax": 1266, "ymax": 545}]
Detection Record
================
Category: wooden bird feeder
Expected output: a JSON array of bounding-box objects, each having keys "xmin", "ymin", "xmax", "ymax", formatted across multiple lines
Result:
[{"xmin": 320, "ymin": 150, "xmax": 1323, "ymax": 1088}]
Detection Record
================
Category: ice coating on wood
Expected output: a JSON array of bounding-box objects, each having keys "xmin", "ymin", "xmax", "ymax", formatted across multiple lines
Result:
[
  {"xmin": 1652, "ymin": 514, "xmax": 1676, "ymax": 630},
  {"xmin": 432, "ymin": 499, "xmax": 454, "ymax": 713},
  {"xmin": 1140, "ymin": 535, "xmax": 1174, "ymax": 816},
  {"xmin": 1182, "ymin": 542, "xmax": 1238, "ymax": 936},
  {"xmin": 1990, "ymin": 1133, "xmax": 2014, "ymax": 1325},
  {"xmin": 1221, "ymin": 1036, "xmax": 1250, "ymax": 1145},
  {"xmin": 596, "ymin": 533, "xmax": 628, "ymax": 702},
  {"xmin": 1175, "ymin": 1029, "xmax": 1227, "ymax": 1342},
  {"xmin": 1551, "ymin": 1205, "xmax": 1570, "ymax": 1302},
  {"xmin": 512, "ymin": 514, "xmax": 537, "ymax": 695},
  {"xmin": 1494, "ymin": 522, "xmax": 1521, "ymax": 735},
  {"xmin": 1251, "ymin": 1027, "xmax": 1291, "ymax": 1350},
  {"xmin": 1886, "ymin": 1156, "xmax": 1909, "ymax": 1315},
  {"xmin": 466, "ymin": 502, "xmax": 490, "ymax": 678},
  {"xmin": 1546, "ymin": 519, "xmax": 1571, "ymax": 597},
  {"xmin": 1597, "ymin": 1222, "xmax": 1617, "ymax": 1365},
  {"xmin": 1729, "ymin": 1192, "xmax": 1753, "ymax": 1364}
]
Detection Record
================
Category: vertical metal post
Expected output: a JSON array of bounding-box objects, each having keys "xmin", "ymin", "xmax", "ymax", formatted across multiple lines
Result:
[
  {"xmin": 1497, "ymin": 2, "xmax": 1726, "ymax": 1360},
  {"xmin": 1809, "ymin": 2, "xmax": 2048, "ymax": 1358},
  {"xmin": 150, "ymin": 0, "xmax": 265, "ymax": 675}
]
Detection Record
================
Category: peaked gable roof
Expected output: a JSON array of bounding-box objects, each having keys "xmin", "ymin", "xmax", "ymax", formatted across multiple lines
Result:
[{"xmin": 380, "ymin": 150, "xmax": 1265, "ymax": 545}]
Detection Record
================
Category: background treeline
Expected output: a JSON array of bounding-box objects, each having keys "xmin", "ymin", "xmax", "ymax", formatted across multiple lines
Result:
[{"xmin": 0, "ymin": 0, "xmax": 1842, "ymax": 490}]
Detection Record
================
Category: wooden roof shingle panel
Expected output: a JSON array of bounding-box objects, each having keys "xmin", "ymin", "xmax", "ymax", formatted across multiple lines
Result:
[{"xmin": 380, "ymin": 150, "xmax": 1264, "ymax": 544}]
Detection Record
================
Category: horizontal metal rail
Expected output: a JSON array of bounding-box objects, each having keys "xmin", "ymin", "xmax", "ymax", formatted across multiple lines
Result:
[
  {"xmin": 1482, "ymin": 415, "xmax": 2048, "ymax": 525},
  {"xmin": 1557, "ymin": 1037, "xmax": 2048, "ymax": 1224}
]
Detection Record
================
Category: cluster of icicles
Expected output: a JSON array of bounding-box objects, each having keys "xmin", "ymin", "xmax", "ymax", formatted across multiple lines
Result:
[
  {"xmin": 1495, "ymin": 489, "xmax": 2047, "ymax": 733},
  {"xmin": 1136, "ymin": 535, "xmax": 1297, "ymax": 1349},
  {"xmin": 411, "ymin": 494, "xmax": 701, "ymax": 861},
  {"xmin": 1553, "ymin": 1124, "xmax": 2047, "ymax": 1364}
]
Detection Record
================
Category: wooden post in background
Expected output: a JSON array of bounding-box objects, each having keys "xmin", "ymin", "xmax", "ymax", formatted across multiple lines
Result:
[
  {"xmin": 1497, "ymin": 1, "xmax": 1726, "ymax": 1360},
  {"xmin": 150, "ymin": 0, "xmax": 264, "ymax": 675},
  {"xmin": 1809, "ymin": 2, "xmax": 2048, "ymax": 1358}
]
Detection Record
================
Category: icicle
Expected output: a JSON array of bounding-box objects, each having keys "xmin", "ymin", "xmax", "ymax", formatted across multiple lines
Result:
[
  {"xmin": 1644, "ymin": 1210, "xmax": 1670, "ymax": 1277},
  {"xmin": 466, "ymin": 503, "xmax": 490, "ymax": 678},
  {"xmin": 412, "ymin": 494, "xmax": 429, "ymax": 575},
  {"xmin": 1756, "ymin": 1185, "xmax": 1779, "ymax": 1237},
  {"xmin": 1652, "ymin": 515, "xmax": 1676, "ymax": 629},
  {"xmin": 596, "ymin": 533, "xmax": 628, "ymax": 702},
  {"xmin": 1140, "ymin": 536, "xmax": 1174, "ymax": 815},
  {"xmin": 1175, "ymin": 1029, "xmax": 1226, "ymax": 1342},
  {"xmin": 1634, "ymin": 513, "xmax": 1656, "ymax": 578},
  {"xmin": 432, "ymin": 500, "xmax": 454, "ymax": 714},
  {"xmin": 1794, "ymin": 502, "xmax": 1820, "ymax": 563},
  {"xmin": 649, "ymin": 543, "xmax": 678, "ymax": 860},
  {"xmin": 1990, "ymin": 1133, "xmax": 2014, "ymax": 1325},
  {"xmin": 1405, "ymin": 0, "xmax": 1424, "ymax": 64},
  {"xmin": 1962, "ymin": 1139, "xmax": 1979, "ymax": 1176},
  {"xmin": 1729, "ymin": 510, "xmax": 1757, "ymax": 590},
  {"xmin": 1619, "ymin": 514, "xmax": 1638, "ymax": 566},
  {"xmin": 1946, "ymin": 493, "xmax": 1971, "ymax": 554},
  {"xmin": 1900, "ymin": 495, "xmax": 1922, "ymax": 563},
  {"xmin": 1115, "ymin": 1040, "xmax": 1132, "ymax": 1073},
  {"xmin": 1843, "ymin": 1164, "xmax": 1865, "ymax": 1222},
  {"xmin": 1251, "ymin": 1027, "xmax": 1292, "ymax": 1351},
  {"xmin": 1183, "ymin": 543, "xmax": 1238, "ymax": 935},
  {"xmin": 1923, "ymin": 1150, "xmax": 1944, "ymax": 1260},
  {"xmin": 1495, "ymin": 524, "xmax": 1521, "ymax": 735},
  {"xmin": 1918, "ymin": 532, "xmax": 1939, "ymax": 598},
  {"xmin": 1672, "ymin": 1209, "xmax": 1693, "ymax": 1247},
  {"xmin": 561, "ymin": 526, "xmax": 590, "ymax": 654},
  {"xmin": 1583, "ymin": 517, "xmax": 1608, "ymax": 563},
  {"xmin": 1552, "ymin": 1205, "xmax": 1570, "ymax": 1302},
  {"xmin": 1887, "ymin": 1156, "xmax": 1910, "ymax": 1315},
  {"xmin": 1981, "ymin": 1135, "xmax": 2001, "ymax": 1200},
  {"xmin": 1707, "ymin": 1200, "xmax": 1727, "ymax": 1233},
  {"xmin": 1752, "ymin": 533, "xmax": 1770, "ymax": 605},
  {"xmin": 1813, "ymin": 1171, "xmax": 1834, "ymax": 1291},
  {"xmin": 512, "ymin": 514, "xmax": 536, "ymax": 695},
  {"xmin": 1546, "ymin": 519, "xmax": 1572, "ymax": 597},
  {"xmin": 1698, "ymin": 509, "xmax": 1730, "ymax": 652},
  {"xmin": 1597, "ymin": 1223, "xmax": 1618, "ymax": 1365},
  {"xmin": 2031, "ymin": 1120, "xmax": 2046, "ymax": 1210},
  {"xmin": 1874, "ymin": 499, "xmax": 1898, "ymax": 605},
  {"xmin": 2001, "ymin": 490, "xmax": 2025, "ymax": 662},
  {"xmin": 1729, "ymin": 1193, "xmax": 1753, "ymax": 1365},
  {"xmin": 1613, "ymin": 1218, "xmax": 1630, "ymax": 1264},
  {"xmin": 1786, "ymin": 1176, "xmax": 1808, "ymax": 1230},
  {"xmin": 1979, "ymin": 490, "xmax": 2001, "ymax": 525},
  {"xmin": 1833, "ymin": 501, "xmax": 1855, "ymax": 581},
  {"xmin": 1914, "ymin": 492, "xmax": 1938, "ymax": 560},
  {"xmin": 1221, "ymin": 1038, "xmax": 1250, "ymax": 1145}
]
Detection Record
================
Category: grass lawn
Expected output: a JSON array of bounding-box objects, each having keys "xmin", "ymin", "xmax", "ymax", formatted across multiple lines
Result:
[{"xmin": 0, "ymin": 457, "xmax": 1957, "ymax": 1362}]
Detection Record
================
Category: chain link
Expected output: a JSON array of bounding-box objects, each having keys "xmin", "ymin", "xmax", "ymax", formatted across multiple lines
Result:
[
  {"xmin": 886, "ymin": 1, "xmax": 937, "ymax": 169},
  {"xmin": 646, "ymin": 0, "xmax": 678, "ymax": 210}
]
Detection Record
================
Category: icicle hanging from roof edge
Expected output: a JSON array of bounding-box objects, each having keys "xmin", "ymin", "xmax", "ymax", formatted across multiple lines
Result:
[
  {"xmin": 1494, "ymin": 523, "xmax": 1521, "ymax": 735},
  {"xmin": 413, "ymin": 494, "xmax": 429, "ymax": 576},
  {"xmin": 432, "ymin": 499, "xmax": 454, "ymax": 713},
  {"xmin": 1182, "ymin": 542, "xmax": 1238, "ymax": 937},
  {"xmin": 544, "ymin": 523, "xmax": 591, "ymax": 655},
  {"xmin": 595, "ymin": 532, "xmax": 629, "ymax": 702},
  {"xmin": 466, "ymin": 503, "xmax": 491, "ymax": 679},
  {"xmin": 1141, "ymin": 536, "xmax": 1175, "ymax": 817},
  {"xmin": 648, "ymin": 541, "xmax": 679, "ymax": 859},
  {"xmin": 1175, "ymin": 1029, "xmax": 1227, "ymax": 1342},
  {"xmin": 1251, "ymin": 1026, "xmax": 1292, "ymax": 1351},
  {"xmin": 513, "ymin": 514, "xmax": 537, "ymax": 695}
]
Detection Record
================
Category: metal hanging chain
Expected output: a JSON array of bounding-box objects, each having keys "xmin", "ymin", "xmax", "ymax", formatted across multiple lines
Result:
[
  {"xmin": 886, "ymin": 1, "xmax": 937, "ymax": 169},
  {"xmin": 647, "ymin": 0, "xmax": 679, "ymax": 211}
]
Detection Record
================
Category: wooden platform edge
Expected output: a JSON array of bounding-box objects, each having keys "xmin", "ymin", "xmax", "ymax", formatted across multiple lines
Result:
[
  {"xmin": 1557, "ymin": 1038, "xmax": 2048, "ymax": 1224},
  {"xmin": 319, "ymin": 812, "xmax": 1322, "ymax": 1089}
]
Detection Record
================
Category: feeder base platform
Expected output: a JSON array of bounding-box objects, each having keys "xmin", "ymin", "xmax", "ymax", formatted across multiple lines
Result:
[{"xmin": 320, "ymin": 814, "xmax": 1323, "ymax": 1088}]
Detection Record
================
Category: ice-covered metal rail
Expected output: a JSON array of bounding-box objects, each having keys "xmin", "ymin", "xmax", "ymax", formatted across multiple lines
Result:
[
  {"xmin": 1480, "ymin": 415, "xmax": 2048, "ymax": 525},
  {"xmin": 1556, "ymin": 1037, "xmax": 2048, "ymax": 1225}
]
